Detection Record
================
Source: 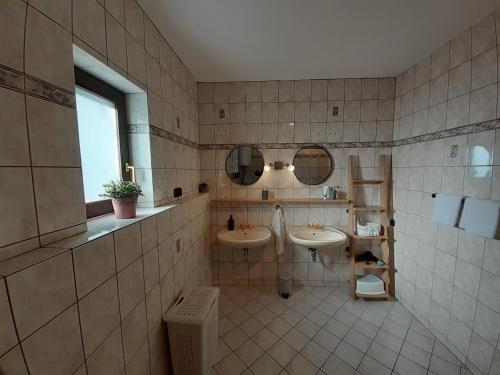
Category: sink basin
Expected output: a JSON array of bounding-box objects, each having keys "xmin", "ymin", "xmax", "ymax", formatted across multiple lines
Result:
[
  {"xmin": 288, "ymin": 226, "xmax": 347, "ymax": 248},
  {"xmin": 217, "ymin": 226, "xmax": 272, "ymax": 248}
]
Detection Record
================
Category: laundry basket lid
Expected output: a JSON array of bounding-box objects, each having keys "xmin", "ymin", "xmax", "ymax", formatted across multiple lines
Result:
[{"xmin": 164, "ymin": 287, "xmax": 220, "ymax": 324}]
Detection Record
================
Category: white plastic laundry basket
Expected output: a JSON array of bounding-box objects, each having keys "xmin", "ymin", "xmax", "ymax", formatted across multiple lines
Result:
[{"xmin": 164, "ymin": 287, "xmax": 220, "ymax": 375}]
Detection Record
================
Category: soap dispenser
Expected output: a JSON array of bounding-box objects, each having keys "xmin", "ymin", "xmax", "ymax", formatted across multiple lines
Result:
[{"xmin": 228, "ymin": 215, "xmax": 235, "ymax": 231}]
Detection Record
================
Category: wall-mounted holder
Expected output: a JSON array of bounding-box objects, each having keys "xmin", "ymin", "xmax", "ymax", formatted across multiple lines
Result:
[{"xmin": 264, "ymin": 161, "xmax": 294, "ymax": 171}]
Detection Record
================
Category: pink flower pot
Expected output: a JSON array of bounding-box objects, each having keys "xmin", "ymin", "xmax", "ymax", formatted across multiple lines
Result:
[{"xmin": 112, "ymin": 197, "xmax": 138, "ymax": 219}]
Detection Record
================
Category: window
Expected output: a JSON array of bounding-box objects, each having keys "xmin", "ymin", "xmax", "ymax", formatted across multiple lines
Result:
[{"xmin": 75, "ymin": 68, "xmax": 130, "ymax": 218}]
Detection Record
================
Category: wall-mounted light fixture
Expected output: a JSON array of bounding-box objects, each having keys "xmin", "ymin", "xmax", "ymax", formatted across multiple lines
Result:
[{"xmin": 265, "ymin": 161, "xmax": 294, "ymax": 171}]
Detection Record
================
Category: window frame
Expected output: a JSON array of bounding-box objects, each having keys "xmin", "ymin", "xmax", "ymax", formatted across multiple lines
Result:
[{"xmin": 74, "ymin": 67, "xmax": 130, "ymax": 219}]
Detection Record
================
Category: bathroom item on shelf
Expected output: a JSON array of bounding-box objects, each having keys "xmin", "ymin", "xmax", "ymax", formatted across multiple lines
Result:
[
  {"xmin": 198, "ymin": 183, "xmax": 208, "ymax": 193},
  {"xmin": 272, "ymin": 206, "xmax": 286, "ymax": 256},
  {"xmin": 356, "ymin": 274, "xmax": 385, "ymax": 295},
  {"xmin": 278, "ymin": 271, "xmax": 292, "ymax": 299},
  {"xmin": 165, "ymin": 287, "xmax": 220, "ymax": 375},
  {"xmin": 322, "ymin": 186, "xmax": 329, "ymax": 199},
  {"xmin": 356, "ymin": 221, "xmax": 381, "ymax": 236},
  {"xmin": 328, "ymin": 186, "xmax": 334, "ymax": 199},
  {"xmin": 355, "ymin": 251, "xmax": 385, "ymax": 266},
  {"xmin": 332, "ymin": 186, "xmax": 338, "ymax": 200},
  {"xmin": 459, "ymin": 197, "xmax": 500, "ymax": 239},
  {"xmin": 431, "ymin": 194, "xmax": 463, "ymax": 226},
  {"xmin": 228, "ymin": 215, "xmax": 234, "ymax": 231},
  {"xmin": 262, "ymin": 190, "xmax": 269, "ymax": 200}
]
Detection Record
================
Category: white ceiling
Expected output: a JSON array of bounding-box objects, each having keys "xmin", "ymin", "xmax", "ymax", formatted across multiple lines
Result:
[{"xmin": 138, "ymin": 0, "xmax": 500, "ymax": 82}]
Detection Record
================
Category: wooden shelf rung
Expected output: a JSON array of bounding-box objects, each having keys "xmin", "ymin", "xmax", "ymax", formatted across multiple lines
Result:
[
  {"xmin": 352, "ymin": 179, "xmax": 384, "ymax": 184},
  {"xmin": 353, "ymin": 206, "xmax": 386, "ymax": 211}
]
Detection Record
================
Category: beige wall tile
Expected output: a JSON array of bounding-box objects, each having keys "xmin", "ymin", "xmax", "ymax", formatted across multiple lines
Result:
[
  {"xmin": 159, "ymin": 36, "xmax": 171, "ymax": 72},
  {"xmin": 125, "ymin": 340, "xmax": 150, "ymax": 374},
  {"xmin": 362, "ymin": 79, "xmax": 379, "ymax": 99},
  {"xmin": 0, "ymin": 0, "xmax": 26, "ymax": 70},
  {"xmin": 78, "ymin": 277, "xmax": 120, "ymax": 357},
  {"xmin": 471, "ymin": 14, "xmax": 496, "ymax": 57},
  {"xmin": 73, "ymin": 0, "xmax": 107, "ymax": 55},
  {"xmin": 26, "ymin": 96, "xmax": 80, "ymax": 167},
  {"xmin": 230, "ymin": 82, "xmax": 246, "ymax": 103},
  {"xmin": 328, "ymin": 79, "xmax": 345, "ymax": 100},
  {"xmin": 197, "ymin": 82, "xmax": 213, "ymax": 104},
  {"xmin": 469, "ymin": 83, "xmax": 497, "ymax": 123},
  {"xmin": 105, "ymin": 0, "xmax": 125, "ymax": 25},
  {"xmin": 22, "ymin": 305, "xmax": 84, "ymax": 375},
  {"xmin": 450, "ymin": 29, "xmax": 471, "ymax": 68},
  {"xmin": 144, "ymin": 16, "xmax": 159, "ymax": 61},
  {"xmin": 122, "ymin": 299, "xmax": 147, "ymax": 363},
  {"xmin": 0, "ymin": 167, "xmax": 38, "ymax": 248},
  {"xmin": 7, "ymin": 251, "xmax": 75, "ymax": 339},
  {"xmin": 471, "ymin": 47, "xmax": 497, "ymax": 91},
  {"xmin": 262, "ymin": 81, "xmax": 278, "ymax": 102},
  {"xmin": 345, "ymin": 79, "xmax": 361, "ymax": 100},
  {"xmin": 141, "ymin": 215, "xmax": 158, "ymax": 252},
  {"xmin": 106, "ymin": 13, "xmax": 127, "ymax": 71},
  {"xmin": 117, "ymin": 258, "xmax": 145, "ymax": 318},
  {"xmin": 73, "ymin": 234, "xmax": 116, "ymax": 298},
  {"xmin": 114, "ymin": 223, "xmax": 142, "ymax": 271},
  {"xmin": 246, "ymin": 81, "xmax": 262, "ymax": 102},
  {"xmin": 312, "ymin": 80, "xmax": 328, "ymax": 101},
  {"xmin": 278, "ymin": 81, "xmax": 294, "ymax": 102},
  {"xmin": 0, "ymin": 88, "xmax": 30, "ymax": 166},
  {"xmin": 124, "ymin": 0, "xmax": 144, "ymax": 45},
  {"xmin": 86, "ymin": 326, "xmax": 124, "ymax": 375},
  {"xmin": 0, "ymin": 346, "xmax": 29, "ymax": 375},
  {"xmin": 25, "ymin": 7, "xmax": 74, "ymax": 91},
  {"xmin": 126, "ymin": 32, "xmax": 147, "ymax": 84},
  {"xmin": 431, "ymin": 43, "xmax": 450, "ymax": 79},
  {"xmin": 143, "ymin": 247, "xmax": 159, "ymax": 293},
  {"xmin": 0, "ymin": 279, "xmax": 17, "ymax": 356},
  {"xmin": 33, "ymin": 167, "xmax": 86, "ymax": 235},
  {"xmin": 414, "ymin": 57, "xmax": 431, "ymax": 87},
  {"xmin": 448, "ymin": 61, "xmax": 471, "ymax": 99}
]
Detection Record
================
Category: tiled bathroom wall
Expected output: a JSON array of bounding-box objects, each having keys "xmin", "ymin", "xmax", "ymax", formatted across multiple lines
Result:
[
  {"xmin": 197, "ymin": 79, "xmax": 395, "ymax": 286},
  {"xmin": 392, "ymin": 11, "xmax": 500, "ymax": 375},
  {"xmin": 0, "ymin": 1, "xmax": 211, "ymax": 374},
  {"xmin": 0, "ymin": 194, "xmax": 212, "ymax": 374},
  {"xmin": 0, "ymin": 0, "xmax": 199, "ymax": 258}
]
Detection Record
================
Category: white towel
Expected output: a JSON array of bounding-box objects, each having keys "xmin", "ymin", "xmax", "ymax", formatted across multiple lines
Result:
[
  {"xmin": 272, "ymin": 207, "xmax": 286, "ymax": 256},
  {"xmin": 431, "ymin": 194, "xmax": 463, "ymax": 226},
  {"xmin": 459, "ymin": 197, "xmax": 500, "ymax": 239}
]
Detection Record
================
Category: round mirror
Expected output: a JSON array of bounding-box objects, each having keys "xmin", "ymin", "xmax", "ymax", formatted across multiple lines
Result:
[
  {"xmin": 293, "ymin": 147, "xmax": 334, "ymax": 185},
  {"xmin": 225, "ymin": 146, "xmax": 264, "ymax": 185}
]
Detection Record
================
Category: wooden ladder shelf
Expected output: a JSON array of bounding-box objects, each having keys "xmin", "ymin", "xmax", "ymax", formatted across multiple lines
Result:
[{"xmin": 348, "ymin": 155, "xmax": 393, "ymax": 300}]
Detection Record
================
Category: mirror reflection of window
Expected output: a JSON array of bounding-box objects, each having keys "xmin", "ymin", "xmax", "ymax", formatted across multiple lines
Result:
[
  {"xmin": 293, "ymin": 147, "xmax": 333, "ymax": 185},
  {"xmin": 226, "ymin": 146, "xmax": 264, "ymax": 185}
]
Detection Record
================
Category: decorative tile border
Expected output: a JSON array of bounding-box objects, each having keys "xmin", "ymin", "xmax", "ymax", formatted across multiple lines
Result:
[
  {"xmin": 25, "ymin": 75, "xmax": 75, "ymax": 109},
  {"xmin": 0, "ymin": 64, "xmax": 75, "ymax": 109},
  {"xmin": 392, "ymin": 118, "xmax": 500, "ymax": 146},
  {"xmin": 0, "ymin": 64, "xmax": 24, "ymax": 92},
  {"xmin": 200, "ymin": 119, "xmax": 500, "ymax": 150},
  {"xmin": 129, "ymin": 124, "xmax": 200, "ymax": 149},
  {"xmin": 198, "ymin": 141, "xmax": 393, "ymax": 150}
]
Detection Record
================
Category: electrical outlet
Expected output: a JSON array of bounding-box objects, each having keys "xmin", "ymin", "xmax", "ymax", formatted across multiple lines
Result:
[
  {"xmin": 176, "ymin": 116, "xmax": 181, "ymax": 129},
  {"xmin": 332, "ymin": 106, "xmax": 339, "ymax": 116},
  {"xmin": 450, "ymin": 144, "xmax": 458, "ymax": 158},
  {"xmin": 219, "ymin": 109, "xmax": 225, "ymax": 118},
  {"xmin": 176, "ymin": 238, "xmax": 181, "ymax": 253}
]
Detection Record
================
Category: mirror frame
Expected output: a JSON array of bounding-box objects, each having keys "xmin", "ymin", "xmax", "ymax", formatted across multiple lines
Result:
[
  {"xmin": 225, "ymin": 145, "xmax": 265, "ymax": 186},
  {"xmin": 292, "ymin": 146, "xmax": 334, "ymax": 185}
]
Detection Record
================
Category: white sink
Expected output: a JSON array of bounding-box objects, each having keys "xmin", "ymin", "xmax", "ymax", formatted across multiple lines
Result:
[
  {"xmin": 288, "ymin": 226, "xmax": 347, "ymax": 248},
  {"xmin": 217, "ymin": 226, "xmax": 272, "ymax": 248}
]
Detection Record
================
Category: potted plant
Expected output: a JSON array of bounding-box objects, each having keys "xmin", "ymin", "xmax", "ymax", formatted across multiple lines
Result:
[{"xmin": 100, "ymin": 179, "xmax": 143, "ymax": 219}]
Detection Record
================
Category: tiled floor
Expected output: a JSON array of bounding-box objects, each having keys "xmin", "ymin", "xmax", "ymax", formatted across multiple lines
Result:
[{"xmin": 213, "ymin": 286, "xmax": 471, "ymax": 375}]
